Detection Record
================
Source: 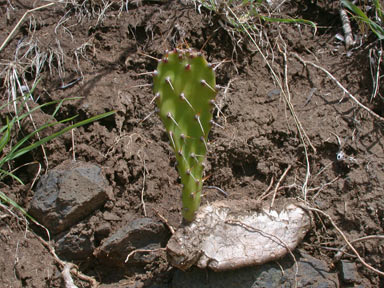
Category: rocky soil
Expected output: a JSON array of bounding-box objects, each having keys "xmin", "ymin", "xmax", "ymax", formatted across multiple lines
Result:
[{"xmin": 0, "ymin": 0, "xmax": 383, "ymax": 287}]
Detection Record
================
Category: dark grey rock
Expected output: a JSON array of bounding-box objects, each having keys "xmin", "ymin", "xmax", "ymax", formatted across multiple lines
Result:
[
  {"xmin": 29, "ymin": 161, "xmax": 110, "ymax": 234},
  {"xmin": 339, "ymin": 260, "xmax": 358, "ymax": 284},
  {"xmin": 55, "ymin": 223, "xmax": 94, "ymax": 261},
  {"xmin": 94, "ymin": 218, "xmax": 170, "ymax": 267},
  {"xmin": 172, "ymin": 252, "xmax": 339, "ymax": 288},
  {"xmin": 95, "ymin": 222, "xmax": 112, "ymax": 242}
]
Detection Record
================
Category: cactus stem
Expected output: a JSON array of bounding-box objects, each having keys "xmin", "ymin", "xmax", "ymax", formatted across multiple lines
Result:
[
  {"xmin": 200, "ymin": 80, "xmax": 216, "ymax": 92},
  {"xmin": 167, "ymin": 112, "xmax": 180, "ymax": 128},
  {"xmin": 169, "ymin": 131, "xmax": 176, "ymax": 149},
  {"xmin": 180, "ymin": 93, "xmax": 195, "ymax": 111},
  {"xmin": 210, "ymin": 119, "xmax": 224, "ymax": 129},
  {"xmin": 165, "ymin": 77, "xmax": 175, "ymax": 91},
  {"xmin": 194, "ymin": 114, "xmax": 205, "ymax": 135},
  {"xmin": 154, "ymin": 48, "xmax": 216, "ymax": 222}
]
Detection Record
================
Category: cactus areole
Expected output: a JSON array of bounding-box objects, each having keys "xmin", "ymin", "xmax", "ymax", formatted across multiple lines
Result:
[{"xmin": 153, "ymin": 49, "xmax": 217, "ymax": 222}]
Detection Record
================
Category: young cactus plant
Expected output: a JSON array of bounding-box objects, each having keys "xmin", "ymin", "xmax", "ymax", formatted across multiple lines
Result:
[{"xmin": 153, "ymin": 49, "xmax": 217, "ymax": 222}]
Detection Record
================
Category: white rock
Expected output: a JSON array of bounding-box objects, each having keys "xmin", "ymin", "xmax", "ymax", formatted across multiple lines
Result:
[{"xmin": 167, "ymin": 199, "xmax": 311, "ymax": 271}]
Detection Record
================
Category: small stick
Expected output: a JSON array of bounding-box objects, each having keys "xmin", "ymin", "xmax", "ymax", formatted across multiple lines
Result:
[
  {"xmin": 271, "ymin": 165, "xmax": 291, "ymax": 208},
  {"xmin": 62, "ymin": 263, "xmax": 78, "ymax": 288},
  {"xmin": 154, "ymin": 209, "xmax": 175, "ymax": 234},
  {"xmin": 369, "ymin": 45, "xmax": 382, "ymax": 102},
  {"xmin": 71, "ymin": 128, "xmax": 76, "ymax": 161},
  {"xmin": 36, "ymin": 233, "xmax": 98, "ymax": 287},
  {"xmin": 140, "ymin": 158, "xmax": 147, "ymax": 216},
  {"xmin": 258, "ymin": 177, "xmax": 274, "ymax": 201},
  {"xmin": 339, "ymin": 3, "xmax": 355, "ymax": 48},
  {"xmin": 125, "ymin": 248, "xmax": 165, "ymax": 263}
]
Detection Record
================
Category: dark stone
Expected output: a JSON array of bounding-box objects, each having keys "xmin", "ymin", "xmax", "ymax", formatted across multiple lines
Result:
[
  {"xmin": 172, "ymin": 251, "xmax": 339, "ymax": 288},
  {"xmin": 29, "ymin": 161, "xmax": 110, "ymax": 234},
  {"xmin": 94, "ymin": 218, "xmax": 170, "ymax": 267},
  {"xmin": 339, "ymin": 260, "xmax": 358, "ymax": 284},
  {"xmin": 95, "ymin": 222, "xmax": 112, "ymax": 242},
  {"xmin": 55, "ymin": 224, "xmax": 94, "ymax": 261}
]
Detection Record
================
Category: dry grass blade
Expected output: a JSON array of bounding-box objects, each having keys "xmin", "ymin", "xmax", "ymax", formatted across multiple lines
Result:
[
  {"xmin": 303, "ymin": 205, "xmax": 384, "ymax": 277},
  {"xmin": 223, "ymin": 5, "xmax": 316, "ymax": 202},
  {"xmin": 293, "ymin": 53, "xmax": 384, "ymax": 122},
  {"xmin": 0, "ymin": 3, "xmax": 56, "ymax": 53}
]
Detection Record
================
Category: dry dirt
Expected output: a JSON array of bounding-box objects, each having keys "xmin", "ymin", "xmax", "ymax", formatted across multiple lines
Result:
[{"xmin": 0, "ymin": 0, "xmax": 383, "ymax": 287}]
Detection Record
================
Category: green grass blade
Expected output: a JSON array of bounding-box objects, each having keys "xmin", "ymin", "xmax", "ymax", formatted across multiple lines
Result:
[
  {"xmin": 52, "ymin": 99, "xmax": 66, "ymax": 118},
  {"xmin": 1, "ymin": 115, "xmax": 78, "ymax": 165},
  {"xmin": 342, "ymin": 0, "xmax": 369, "ymax": 20},
  {"xmin": 342, "ymin": 0, "xmax": 384, "ymax": 39},
  {"xmin": 0, "ymin": 169, "xmax": 24, "ymax": 184},
  {"xmin": 260, "ymin": 15, "xmax": 317, "ymax": 31},
  {"xmin": 0, "ymin": 117, "xmax": 12, "ymax": 153},
  {"xmin": 0, "ymin": 98, "xmax": 82, "ymax": 135},
  {"xmin": 0, "ymin": 191, "xmax": 38, "ymax": 223},
  {"xmin": 6, "ymin": 111, "xmax": 115, "ymax": 162},
  {"xmin": 374, "ymin": 0, "xmax": 383, "ymax": 21}
]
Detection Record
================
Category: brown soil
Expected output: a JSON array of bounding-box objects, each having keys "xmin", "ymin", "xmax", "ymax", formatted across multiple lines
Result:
[{"xmin": 1, "ymin": 0, "xmax": 383, "ymax": 287}]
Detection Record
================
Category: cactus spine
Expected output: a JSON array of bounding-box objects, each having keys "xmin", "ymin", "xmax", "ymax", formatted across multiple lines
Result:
[{"xmin": 153, "ymin": 49, "xmax": 217, "ymax": 222}]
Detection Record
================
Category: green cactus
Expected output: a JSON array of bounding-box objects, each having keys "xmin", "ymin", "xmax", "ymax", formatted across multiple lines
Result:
[{"xmin": 153, "ymin": 49, "xmax": 217, "ymax": 222}]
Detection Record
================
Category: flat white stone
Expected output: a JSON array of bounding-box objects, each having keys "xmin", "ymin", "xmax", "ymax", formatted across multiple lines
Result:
[{"xmin": 167, "ymin": 199, "xmax": 311, "ymax": 271}]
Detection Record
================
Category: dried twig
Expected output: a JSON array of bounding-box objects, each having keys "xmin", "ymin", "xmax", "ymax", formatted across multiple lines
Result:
[
  {"xmin": 271, "ymin": 165, "xmax": 291, "ymax": 208},
  {"xmin": 37, "ymin": 235, "xmax": 98, "ymax": 287},
  {"xmin": 339, "ymin": 3, "xmax": 355, "ymax": 48},
  {"xmin": 71, "ymin": 128, "xmax": 76, "ymax": 161},
  {"xmin": 302, "ymin": 205, "xmax": 384, "ymax": 277},
  {"xmin": 226, "ymin": 6, "xmax": 316, "ymax": 202},
  {"xmin": 280, "ymin": 42, "xmax": 312, "ymax": 201},
  {"xmin": 136, "ymin": 152, "xmax": 148, "ymax": 216},
  {"xmin": 258, "ymin": 176, "xmax": 274, "ymax": 201},
  {"xmin": 62, "ymin": 263, "xmax": 78, "ymax": 288},
  {"xmin": 140, "ymin": 159, "xmax": 147, "ymax": 216},
  {"xmin": 334, "ymin": 234, "xmax": 384, "ymax": 261},
  {"xmin": 293, "ymin": 53, "xmax": 384, "ymax": 122},
  {"xmin": 154, "ymin": 209, "xmax": 175, "ymax": 234},
  {"xmin": 125, "ymin": 248, "xmax": 166, "ymax": 263},
  {"xmin": 369, "ymin": 45, "xmax": 382, "ymax": 102}
]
